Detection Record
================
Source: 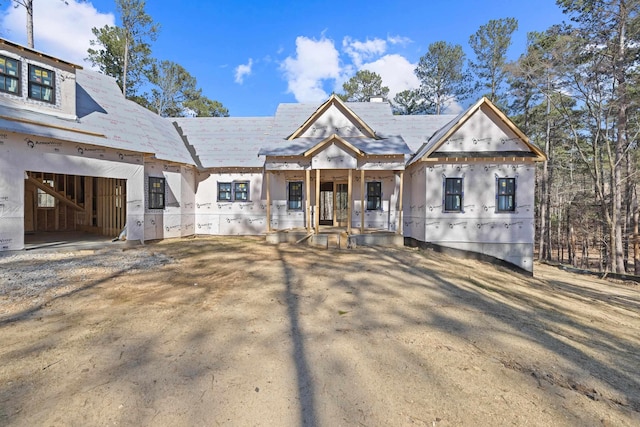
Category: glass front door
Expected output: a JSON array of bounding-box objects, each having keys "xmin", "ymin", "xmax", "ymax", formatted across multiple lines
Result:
[
  {"xmin": 320, "ymin": 182, "xmax": 349, "ymax": 227},
  {"xmin": 335, "ymin": 183, "xmax": 348, "ymax": 227},
  {"xmin": 319, "ymin": 182, "xmax": 333, "ymax": 225}
]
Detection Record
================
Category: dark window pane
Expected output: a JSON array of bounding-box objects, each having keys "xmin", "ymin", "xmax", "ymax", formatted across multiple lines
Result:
[{"xmin": 444, "ymin": 178, "xmax": 463, "ymax": 212}]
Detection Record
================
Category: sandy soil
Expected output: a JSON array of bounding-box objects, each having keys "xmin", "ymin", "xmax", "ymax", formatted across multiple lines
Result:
[{"xmin": 1, "ymin": 236, "xmax": 639, "ymax": 426}]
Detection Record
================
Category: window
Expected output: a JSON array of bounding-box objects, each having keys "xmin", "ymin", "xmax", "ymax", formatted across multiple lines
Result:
[
  {"xmin": 28, "ymin": 64, "xmax": 55, "ymax": 103},
  {"xmin": 497, "ymin": 177, "xmax": 516, "ymax": 212},
  {"xmin": 444, "ymin": 177, "xmax": 463, "ymax": 212},
  {"xmin": 366, "ymin": 181, "xmax": 381, "ymax": 210},
  {"xmin": 148, "ymin": 177, "xmax": 165, "ymax": 209},
  {"xmin": 217, "ymin": 181, "xmax": 250, "ymax": 202},
  {"xmin": 37, "ymin": 179, "xmax": 55, "ymax": 208},
  {"xmin": 288, "ymin": 181, "xmax": 303, "ymax": 210},
  {"xmin": 0, "ymin": 55, "xmax": 20, "ymax": 95},
  {"xmin": 218, "ymin": 182, "xmax": 231, "ymax": 201},
  {"xmin": 234, "ymin": 181, "xmax": 249, "ymax": 201}
]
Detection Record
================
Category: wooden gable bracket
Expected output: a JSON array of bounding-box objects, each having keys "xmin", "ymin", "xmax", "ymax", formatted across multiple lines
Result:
[
  {"xmin": 303, "ymin": 134, "xmax": 364, "ymax": 158},
  {"xmin": 420, "ymin": 97, "xmax": 546, "ymax": 162},
  {"xmin": 288, "ymin": 94, "xmax": 377, "ymax": 140}
]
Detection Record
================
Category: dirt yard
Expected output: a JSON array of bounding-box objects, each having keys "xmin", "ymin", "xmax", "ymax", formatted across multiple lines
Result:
[{"xmin": 1, "ymin": 236, "xmax": 639, "ymax": 426}]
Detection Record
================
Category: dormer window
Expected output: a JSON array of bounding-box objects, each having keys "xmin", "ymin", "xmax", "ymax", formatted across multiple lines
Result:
[
  {"xmin": 28, "ymin": 64, "xmax": 55, "ymax": 103},
  {"xmin": 0, "ymin": 55, "xmax": 20, "ymax": 95}
]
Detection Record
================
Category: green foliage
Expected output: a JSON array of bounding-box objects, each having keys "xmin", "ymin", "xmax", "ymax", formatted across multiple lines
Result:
[
  {"xmin": 183, "ymin": 97, "xmax": 229, "ymax": 117},
  {"xmin": 469, "ymin": 17, "xmax": 518, "ymax": 108},
  {"xmin": 338, "ymin": 70, "xmax": 389, "ymax": 102},
  {"xmin": 391, "ymin": 89, "xmax": 433, "ymax": 115},
  {"xmin": 147, "ymin": 60, "xmax": 229, "ymax": 117},
  {"xmin": 87, "ymin": 0, "xmax": 158, "ymax": 98},
  {"xmin": 414, "ymin": 41, "xmax": 473, "ymax": 114}
]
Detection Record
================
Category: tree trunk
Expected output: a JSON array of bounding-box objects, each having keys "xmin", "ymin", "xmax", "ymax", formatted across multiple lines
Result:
[
  {"xmin": 612, "ymin": 0, "xmax": 628, "ymax": 274},
  {"xmin": 26, "ymin": 0, "xmax": 34, "ymax": 48},
  {"xmin": 122, "ymin": 34, "xmax": 129, "ymax": 96},
  {"xmin": 539, "ymin": 85, "xmax": 552, "ymax": 261},
  {"xmin": 634, "ymin": 195, "xmax": 640, "ymax": 276}
]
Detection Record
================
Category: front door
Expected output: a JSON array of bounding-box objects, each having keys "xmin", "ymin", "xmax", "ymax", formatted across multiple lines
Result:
[
  {"xmin": 320, "ymin": 182, "xmax": 349, "ymax": 227},
  {"xmin": 335, "ymin": 182, "xmax": 348, "ymax": 227},
  {"xmin": 319, "ymin": 182, "xmax": 333, "ymax": 225}
]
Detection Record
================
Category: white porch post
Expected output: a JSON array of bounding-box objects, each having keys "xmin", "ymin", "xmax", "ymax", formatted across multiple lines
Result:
[
  {"xmin": 360, "ymin": 169, "xmax": 365, "ymax": 234},
  {"xmin": 315, "ymin": 168, "xmax": 320, "ymax": 234},
  {"xmin": 266, "ymin": 171, "xmax": 271, "ymax": 232},
  {"xmin": 306, "ymin": 168, "xmax": 311, "ymax": 233},
  {"xmin": 348, "ymin": 168, "xmax": 353, "ymax": 234},
  {"xmin": 398, "ymin": 171, "xmax": 404, "ymax": 235}
]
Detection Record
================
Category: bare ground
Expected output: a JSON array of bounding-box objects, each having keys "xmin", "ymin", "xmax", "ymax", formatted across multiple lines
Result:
[{"xmin": 0, "ymin": 236, "xmax": 639, "ymax": 426}]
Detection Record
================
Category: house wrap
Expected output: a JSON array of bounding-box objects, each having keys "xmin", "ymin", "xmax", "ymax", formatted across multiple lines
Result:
[{"xmin": 0, "ymin": 38, "xmax": 545, "ymax": 272}]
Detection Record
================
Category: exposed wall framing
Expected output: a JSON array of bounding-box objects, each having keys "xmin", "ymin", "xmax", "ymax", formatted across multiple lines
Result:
[{"xmin": 25, "ymin": 172, "xmax": 126, "ymax": 237}]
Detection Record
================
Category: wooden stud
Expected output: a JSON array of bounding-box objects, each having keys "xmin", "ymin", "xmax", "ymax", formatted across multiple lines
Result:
[
  {"xmin": 360, "ymin": 169, "xmax": 365, "ymax": 234},
  {"xmin": 305, "ymin": 168, "xmax": 311, "ymax": 233},
  {"xmin": 347, "ymin": 168, "xmax": 352, "ymax": 234},
  {"xmin": 315, "ymin": 168, "xmax": 320, "ymax": 234},
  {"xmin": 398, "ymin": 171, "xmax": 404, "ymax": 235},
  {"xmin": 266, "ymin": 172, "xmax": 271, "ymax": 232}
]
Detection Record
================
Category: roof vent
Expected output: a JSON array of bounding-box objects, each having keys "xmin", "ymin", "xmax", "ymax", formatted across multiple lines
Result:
[{"xmin": 369, "ymin": 95, "xmax": 384, "ymax": 103}]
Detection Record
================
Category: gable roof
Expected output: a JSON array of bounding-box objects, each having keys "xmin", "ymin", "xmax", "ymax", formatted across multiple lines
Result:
[
  {"xmin": 408, "ymin": 97, "xmax": 545, "ymax": 165},
  {"xmin": 287, "ymin": 94, "xmax": 377, "ymax": 139}
]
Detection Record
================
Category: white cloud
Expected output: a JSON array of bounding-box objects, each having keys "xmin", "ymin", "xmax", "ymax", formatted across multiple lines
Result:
[
  {"xmin": 361, "ymin": 54, "xmax": 420, "ymax": 100},
  {"xmin": 342, "ymin": 36, "xmax": 387, "ymax": 68},
  {"xmin": 281, "ymin": 36, "xmax": 341, "ymax": 103},
  {"xmin": 387, "ymin": 35, "xmax": 412, "ymax": 46},
  {"xmin": 234, "ymin": 58, "xmax": 253, "ymax": 84},
  {"xmin": 1, "ymin": 0, "xmax": 114, "ymax": 67}
]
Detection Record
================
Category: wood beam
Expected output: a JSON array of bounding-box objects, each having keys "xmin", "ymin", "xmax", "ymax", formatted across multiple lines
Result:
[
  {"xmin": 27, "ymin": 176, "xmax": 84, "ymax": 211},
  {"xmin": 360, "ymin": 169, "xmax": 365, "ymax": 234},
  {"xmin": 398, "ymin": 171, "xmax": 404, "ymax": 235},
  {"xmin": 266, "ymin": 172, "xmax": 271, "ymax": 232},
  {"xmin": 305, "ymin": 169, "xmax": 311, "ymax": 233},
  {"xmin": 347, "ymin": 169, "xmax": 352, "ymax": 234},
  {"xmin": 315, "ymin": 169, "xmax": 320, "ymax": 234}
]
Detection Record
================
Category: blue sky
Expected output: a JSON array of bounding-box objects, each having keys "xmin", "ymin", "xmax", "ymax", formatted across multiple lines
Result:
[{"xmin": 1, "ymin": 0, "xmax": 568, "ymax": 116}]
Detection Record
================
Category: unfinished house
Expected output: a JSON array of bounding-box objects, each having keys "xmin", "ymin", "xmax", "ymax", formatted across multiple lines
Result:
[{"xmin": 0, "ymin": 38, "xmax": 545, "ymax": 272}]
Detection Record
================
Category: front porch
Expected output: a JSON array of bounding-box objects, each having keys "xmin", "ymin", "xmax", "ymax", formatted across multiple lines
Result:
[{"xmin": 265, "ymin": 226, "xmax": 404, "ymax": 249}]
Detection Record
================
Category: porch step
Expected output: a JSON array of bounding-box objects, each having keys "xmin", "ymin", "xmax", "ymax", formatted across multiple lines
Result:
[{"xmin": 267, "ymin": 230, "xmax": 393, "ymax": 249}]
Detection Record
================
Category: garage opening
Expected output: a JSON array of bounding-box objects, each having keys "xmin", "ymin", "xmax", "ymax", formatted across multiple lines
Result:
[{"xmin": 25, "ymin": 172, "xmax": 126, "ymax": 243}]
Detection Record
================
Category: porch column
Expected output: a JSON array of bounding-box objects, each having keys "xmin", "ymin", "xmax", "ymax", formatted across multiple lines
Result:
[
  {"xmin": 347, "ymin": 169, "xmax": 353, "ymax": 234},
  {"xmin": 360, "ymin": 169, "xmax": 365, "ymax": 234},
  {"xmin": 315, "ymin": 168, "xmax": 320, "ymax": 234},
  {"xmin": 397, "ymin": 171, "xmax": 404, "ymax": 235},
  {"xmin": 266, "ymin": 171, "xmax": 271, "ymax": 232},
  {"xmin": 305, "ymin": 168, "xmax": 311, "ymax": 233}
]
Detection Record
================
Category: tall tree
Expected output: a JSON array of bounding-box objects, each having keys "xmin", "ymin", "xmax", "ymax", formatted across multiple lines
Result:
[
  {"xmin": 183, "ymin": 97, "xmax": 229, "ymax": 117},
  {"xmin": 148, "ymin": 60, "xmax": 198, "ymax": 117},
  {"xmin": 414, "ymin": 41, "xmax": 473, "ymax": 114},
  {"xmin": 87, "ymin": 24, "xmax": 152, "ymax": 98},
  {"xmin": 8, "ymin": 0, "xmax": 72, "ymax": 48},
  {"xmin": 338, "ymin": 70, "xmax": 389, "ymax": 102},
  {"xmin": 469, "ymin": 17, "xmax": 519, "ymax": 107},
  {"xmin": 117, "ymin": 0, "xmax": 158, "ymax": 97},
  {"xmin": 557, "ymin": 0, "xmax": 640, "ymax": 273},
  {"xmin": 148, "ymin": 60, "xmax": 229, "ymax": 117},
  {"xmin": 87, "ymin": 0, "xmax": 158, "ymax": 98},
  {"xmin": 391, "ymin": 89, "xmax": 432, "ymax": 115}
]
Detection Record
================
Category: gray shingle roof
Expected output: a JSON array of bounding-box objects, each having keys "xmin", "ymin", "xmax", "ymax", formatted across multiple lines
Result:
[
  {"xmin": 258, "ymin": 135, "xmax": 412, "ymax": 156},
  {"xmin": 173, "ymin": 116, "xmax": 274, "ymax": 168},
  {"xmin": 0, "ymin": 69, "xmax": 194, "ymax": 164}
]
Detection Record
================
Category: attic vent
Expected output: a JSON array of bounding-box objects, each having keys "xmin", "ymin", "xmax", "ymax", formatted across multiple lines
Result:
[{"xmin": 369, "ymin": 96, "xmax": 384, "ymax": 103}]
